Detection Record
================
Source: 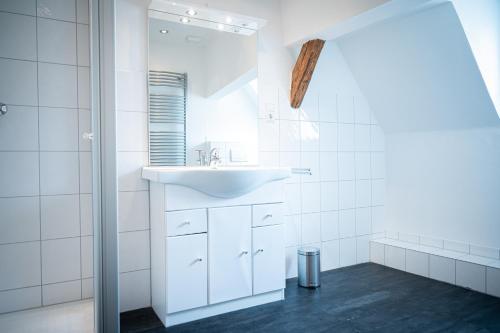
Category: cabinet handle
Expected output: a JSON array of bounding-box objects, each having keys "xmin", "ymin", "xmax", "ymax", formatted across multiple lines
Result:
[
  {"xmin": 256, "ymin": 249, "xmax": 264, "ymax": 253},
  {"xmin": 195, "ymin": 258, "xmax": 203, "ymax": 262},
  {"xmin": 264, "ymin": 214, "xmax": 273, "ymax": 219},
  {"xmin": 180, "ymin": 220, "xmax": 191, "ymax": 226},
  {"xmin": 240, "ymin": 250, "xmax": 248, "ymax": 256}
]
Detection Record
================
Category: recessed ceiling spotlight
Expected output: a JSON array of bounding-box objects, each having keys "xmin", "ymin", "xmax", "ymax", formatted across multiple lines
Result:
[
  {"xmin": 225, "ymin": 16, "xmax": 232, "ymax": 24},
  {"xmin": 186, "ymin": 8, "xmax": 197, "ymax": 16},
  {"xmin": 216, "ymin": 23, "xmax": 224, "ymax": 30},
  {"xmin": 172, "ymin": 2, "xmax": 177, "ymax": 5},
  {"xmin": 242, "ymin": 23, "xmax": 248, "ymax": 27},
  {"xmin": 180, "ymin": 17, "xmax": 190, "ymax": 24},
  {"xmin": 233, "ymin": 27, "xmax": 240, "ymax": 33},
  {"xmin": 159, "ymin": 29, "xmax": 168, "ymax": 34}
]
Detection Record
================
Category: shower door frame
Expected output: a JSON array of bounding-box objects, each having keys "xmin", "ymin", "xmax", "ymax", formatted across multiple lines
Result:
[{"xmin": 90, "ymin": 0, "xmax": 120, "ymax": 332}]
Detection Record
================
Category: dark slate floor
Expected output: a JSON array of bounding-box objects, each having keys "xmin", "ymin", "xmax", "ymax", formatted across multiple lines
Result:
[{"xmin": 120, "ymin": 263, "xmax": 500, "ymax": 333}]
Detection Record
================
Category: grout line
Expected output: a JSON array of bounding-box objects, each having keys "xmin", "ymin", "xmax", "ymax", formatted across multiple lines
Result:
[{"xmin": 0, "ymin": 9, "xmax": 85, "ymax": 24}]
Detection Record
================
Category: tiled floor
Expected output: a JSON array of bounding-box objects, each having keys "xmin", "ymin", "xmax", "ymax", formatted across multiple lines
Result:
[
  {"xmin": 121, "ymin": 263, "xmax": 500, "ymax": 333},
  {"xmin": 0, "ymin": 299, "xmax": 94, "ymax": 333}
]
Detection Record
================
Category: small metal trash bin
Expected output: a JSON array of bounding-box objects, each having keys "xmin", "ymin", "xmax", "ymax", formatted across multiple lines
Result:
[{"xmin": 298, "ymin": 247, "xmax": 320, "ymax": 288}]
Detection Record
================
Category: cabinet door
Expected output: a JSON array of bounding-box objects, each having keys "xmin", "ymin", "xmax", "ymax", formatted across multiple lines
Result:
[
  {"xmin": 208, "ymin": 206, "xmax": 252, "ymax": 304},
  {"xmin": 167, "ymin": 233, "xmax": 207, "ymax": 313},
  {"xmin": 253, "ymin": 224, "xmax": 285, "ymax": 294}
]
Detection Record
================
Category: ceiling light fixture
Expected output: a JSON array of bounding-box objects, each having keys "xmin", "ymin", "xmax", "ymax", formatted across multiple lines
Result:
[
  {"xmin": 186, "ymin": 8, "xmax": 197, "ymax": 16},
  {"xmin": 216, "ymin": 23, "xmax": 224, "ymax": 30},
  {"xmin": 180, "ymin": 17, "xmax": 190, "ymax": 24},
  {"xmin": 159, "ymin": 29, "xmax": 168, "ymax": 34},
  {"xmin": 225, "ymin": 16, "xmax": 232, "ymax": 24}
]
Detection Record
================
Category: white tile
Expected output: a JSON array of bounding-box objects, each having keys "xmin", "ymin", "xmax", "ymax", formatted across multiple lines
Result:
[
  {"xmin": 370, "ymin": 241, "xmax": 385, "ymax": 265},
  {"xmin": 339, "ymin": 181, "xmax": 355, "ymax": 210},
  {"xmin": 42, "ymin": 238, "xmax": 81, "ymax": 284},
  {"xmin": 117, "ymin": 152, "xmax": 149, "ymax": 192},
  {"xmin": 355, "ymin": 152, "xmax": 370, "ymax": 180},
  {"xmin": 371, "ymin": 206, "xmax": 385, "ymax": 234},
  {"xmin": 38, "ymin": 63, "xmax": 77, "ymax": 108},
  {"xmin": 371, "ymin": 179, "xmax": 385, "ymax": 206},
  {"xmin": 78, "ymin": 67, "xmax": 90, "ymax": 109},
  {"xmin": 386, "ymin": 230, "xmax": 399, "ymax": 240},
  {"xmin": 118, "ymin": 191, "xmax": 149, "ymax": 232},
  {"xmin": 339, "ymin": 209, "xmax": 355, "ymax": 238},
  {"xmin": 429, "ymin": 255, "xmax": 455, "ymax": 284},
  {"xmin": 443, "ymin": 240, "xmax": 470, "ymax": 254},
  {"xmin": 0, "ymin": 152, "xmax": 39, "ymax": 197},
  {"xmin": 285, "ymin": 246, "xmax": 298, "ymax": 278},
  {"xmin": 76, "ymin": 0, "xmax": 89, "ymax": 24},
  {"xmin": 0, "ymin": 286, "xmax": 41, "ymax": 314},
  {"xmin": 355, "ymin": 180, "xmax": 371, "ymax": 208},
  {"xmin": 0, "ymin": 58, "xmax": 37, "ymax": 106},
  {"xmin": 456, "ymin": 261, "xmax": 486, "ymax": 293},
  {"xmin": 470, "ymin": 245, "xmax": 499, "ymax": 259},
  {"xmin": 79, "ymin": 109, "xmax": 91, "ymax": 151},
  {"xmin": 119, "ymin": 230, "xmax": 150, "ymax": 273},
  {"xmin": 0, "ymin": 0, "xmax": 36, "ymax": 15},
  {"xmin": 319, "ymin": 93, "xmax": 337, "ymax": 122},
  {"xmin": 40, "ymin": 152, "xmax": 79, "ymax": 195},
  {"xmin": 81, "ymin": 235, "xmax": 93, "ymax": 279},
  {"xmin": 284, "ymin": 183, "xmax": 301, "ymax": 215},
  {"xmin": 301, "ymin": 182, "xmax": 320, "ymax": 213},
  {"xmin": 116, "ymin": 70, "xmax": 147, "ymax": 112},
  {"xmin": 0, "ymin": 106, "xmax": 38, "ymax": 151},
  {"xmin": 80, "ymin": 152, "xmax": 92, "ymax": 194},
  {"xmin": 260, "ymin": 152, "xmax": 279, "ymax": 168},
  {"xmin": 77, "ymin": 24, "xmax": 89, "ymax": 66},
  {"xmin": 320, "ymin": 181, "xmax": 338, "ymax": 212},
  {"xmin": 116, "ymin": 112, "xmax": 148, "ymax": 151},
  {"xmin": 321, "ymin": 211, "xmax": 339, "ymax": 241},
  {"xmin": 39, "ymin": 107, "xmax": 78, "ymax": 151},
  {"xmin": 371, "ymin": 125, "xmax": 385, "ymax": 151},
  {"xmin": 355, "ymin": 124, "xmax": 370, "ymax": 152},
  {"xmin": 338, "ymin": 123, "xmax": 354, "ymax": 152},
  {"xmin": 120, "ymin": 270, "xmax": 151, "ymax": 312},
  {"xmin": 354, "ymin": 95, "xmax": 370, "ymax": 124},
  {"xmin": 300, "ymin": 121, "xmax": 319, "ymax": 151},
  {"xmin": 338, "ymin": 152, "xmax": 355, "ymax": 180},
  {"xmin": 42, "ymin": 280, "xmax": 81, "ymax": 306},
  {"xmin": 339, "ymin": 237, "xmax": 357, "ymax": 267},
  {"xmin": 300, "ymin": 152, "xmax": 320, "ymax": 182},
  {"xmin": 355, "ymin": 207, "xmax": 371, "ymax": 236},
  {"xmin": 0, "ymin": 242, "xmax": 41, "ymax": 290},
  {"xmin": 80, "ymin": 194, "xmax": 93, "ymax": 236},
  {"xmin": 399, "ymin": 232, "xmax": 419, "ymax": 244},
  {"xmin": 279, "ymin": 152, "xmax": 300, "ymax": 183},
  {"xmin": 41, "ymin": 195, "xmax": 80, "ymax": 240},
  {"xmin": 420, "ymin": 235, "xmax": 444, "ymax": 248},
  {"xmin": 301, "ymin": 213, "xmax": 321, "ymax": 244},
  {"xmin": 37, "ymin": 18, "xmax": 76, "ymax": 65},
  {"xmin": 37, "ymin": 0, "xmax": 76, "ymax": 21},
  {"xmin": 299, "ymin": 91, "xmax": 319, "ymax": 121},
  {"xmin": 385, "ymin": 245, "xmax": 405, "ymax": 271},
  {"xmin": 321, "ymin": 240, "xmax": 339, "ymax": 271},
  {"xmin": 320, "ymin": 152, "xmax": 338, "ymax": 181},
  {"xmin": 337, "ymin": 94, "xmax": 354, "ymax": 123},
  {"xmin": 319, "ymin": 122, "xmax": 338, "ymax": 152},
  {"xmin": 285, "ymin": 215, "xmax": 301, "ymax": 247},
  {"xmin": 0, "ymin": 12, "xmax": 36, "ymax": 61},
  {"xmin": 258, "ymin": 119, "xmax": 279, "ymax": 151},
  {"xmin": 406, "ymin": 249, "xmax": 429, "ymax": 277},
  {"xmin": 486, "ymin": 267, "xmax": 500, "ymax": 297},
  {"xmin": 356, "ymin": 235, "xmax": 370, "ymax": 263},
  {"xmin": 277, "ymin": 89, "xmax": 296, "ymax": 121},
  {"xmin": 371, "ymin": 152, "xmax": 385, "ymax": 179},
  {"xmin": 82, "ymin": 278, "xmax": 93, "ymax": 299},
  {"xmin": 0, "ymin": 197, "xmax": 39, "ymax": 244}
]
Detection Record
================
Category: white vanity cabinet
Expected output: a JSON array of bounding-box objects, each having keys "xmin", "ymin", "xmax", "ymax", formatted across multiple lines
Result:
[{"xmin": 148, "ymin": 180, "xmax": 287, "ymax": 327}]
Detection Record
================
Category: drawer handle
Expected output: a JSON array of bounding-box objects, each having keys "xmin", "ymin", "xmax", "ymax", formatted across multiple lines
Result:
[
  {"xmin": 195, "ymin": 258, "xmax": 203, "ymax": 262},
  {"xmin": 256, "ymin": 249, "xmax": 264, "ymax": 253},
  {"xmin": 240, "ymin": 250, "xmax": 248, "ymax": 256},
  {"xmin": 180, "ymin": 220, "xmax": 191, "ymax": 226},
  {"xmin": 264, "ymin": 214, "xmax": 273, "ymax": 219}
]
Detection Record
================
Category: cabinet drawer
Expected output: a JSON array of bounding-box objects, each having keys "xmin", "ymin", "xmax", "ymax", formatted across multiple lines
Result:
[
  {"xmin": 252, "ymin": 203, "xmax": 284, "ymax": 227},
  {"xmin": 166, "ymin": 209, "xmax": 207, "ymax": 236},
  {"xmin": 167, "ymin": 233, "xmax": 207, "ymax": 313}
]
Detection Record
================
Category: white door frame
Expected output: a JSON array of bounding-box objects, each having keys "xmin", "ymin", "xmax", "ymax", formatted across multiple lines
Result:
[{"xmin": 90, "ymin": 0, "xmax": 120, "ymax": 332}]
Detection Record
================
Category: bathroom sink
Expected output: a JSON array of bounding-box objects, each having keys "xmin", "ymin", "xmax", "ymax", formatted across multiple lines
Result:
[{"xmin": 142, "ymin": 166, "xmax": 291, "ymax": 198}]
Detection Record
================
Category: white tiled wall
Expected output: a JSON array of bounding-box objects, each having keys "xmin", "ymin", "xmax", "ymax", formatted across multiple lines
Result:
[
  {"xmin": 0, "ymin": 0, "xmax": 92, "ymax": 314},
  {"xmin": 260, "ymin": 86, "xmax": 385, "ymax": 278}
]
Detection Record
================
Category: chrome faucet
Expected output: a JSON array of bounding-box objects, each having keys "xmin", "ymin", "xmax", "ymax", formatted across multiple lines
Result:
[{"xmin": 209, "ymin": 148, "xmax": 221, "ymax": 167}]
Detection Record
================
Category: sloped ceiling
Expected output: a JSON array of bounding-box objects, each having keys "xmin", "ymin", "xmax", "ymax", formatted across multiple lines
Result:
[{"xmin": 336, "ymin": 2, "xmax": 499, "ymax": 133}]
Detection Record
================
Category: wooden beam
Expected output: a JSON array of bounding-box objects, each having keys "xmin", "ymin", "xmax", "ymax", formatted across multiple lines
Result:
[{"xmin": 290, "ymin": 39, "xmax": 325, "ymax": 109}]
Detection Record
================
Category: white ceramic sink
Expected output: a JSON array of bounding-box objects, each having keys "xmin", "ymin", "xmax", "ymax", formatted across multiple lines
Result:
[{"xmin": 142, "ymin": 166, "xmax": 291, "ymax": 198}]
